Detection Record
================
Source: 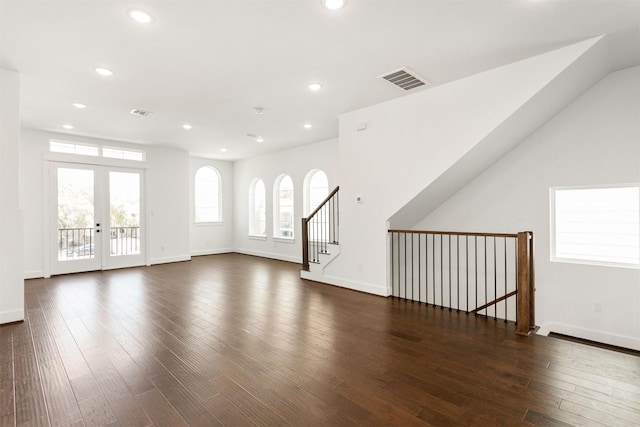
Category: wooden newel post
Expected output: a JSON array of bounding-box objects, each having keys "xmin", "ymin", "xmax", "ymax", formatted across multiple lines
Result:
[
  {"xmin": 516, "ymin": 232, "xmax": 531, "ymax": 336},
  {"xmin": 301, "ymin": 218, "xmax": 309, "ymax": 271},
  {"xmin": 528, "ymin": 231, "xmax": 535, "ymax": 329}
]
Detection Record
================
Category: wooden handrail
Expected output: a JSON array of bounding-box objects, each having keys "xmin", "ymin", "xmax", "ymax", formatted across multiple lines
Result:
[
  {"xmin": 302, "ymin": 186, "xmax": 340, "ymax": 272},
  {"xmin": 388, "ymin": 229, "xmax": 518, "ymax": 238},
  {"xmin": 471, "ymin": 290, "xmax": 517, "ymax": 314},
  {"xmin": 305, "ymin": 186, "xmax": 340, "ymax": 222}
]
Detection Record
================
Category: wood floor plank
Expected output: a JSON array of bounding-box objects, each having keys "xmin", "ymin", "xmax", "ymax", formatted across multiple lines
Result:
[
  {"xmin": 92, "ymin": 368, "xmax": 153, "ymax": 427},
  {"xmin": 12, "ymin": 316, "xmax": 49, "ymax": 427},
  {"xmin": 149, "ymin": 372, "xmax": 222, "ymax": 426},
  {"xmin": 201, "ymin": 393, "xmax": 258, "ymax": 426},
  {"xmin": 208, "ymin": 374, "xmax": 289, "ymax": 426},
  {"xmin": 0, "ymin": 326, "xmax": 15, "ymax": 423},
  {"xmin": 2, "ymin": 253, "xmax": 638, "ymax": 427},
  {"xmin": 136, "ymin": 388, "xmax": 188, "ymax": 427}
]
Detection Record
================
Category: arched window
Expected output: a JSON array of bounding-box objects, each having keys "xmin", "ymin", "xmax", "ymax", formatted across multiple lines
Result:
[
  {"xmin": 304, "ymin": 169, "xmax": 329, "ymax": 216},
  {"xmin": 194, "ymin": 166, "xmax": 221, "ymax": 223},
  {"xmin": 249, "ymin": 178, "xmax": 266, "ymax": 236},
  {"xmin": 274, "ymin": 175, "xmax": 294, "ymax": 238}
]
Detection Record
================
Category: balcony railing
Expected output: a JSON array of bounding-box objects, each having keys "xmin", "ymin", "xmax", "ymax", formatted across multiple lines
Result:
[{"xmin": 58, "ymin": 226, "xmax": 140, "ymax": 261}]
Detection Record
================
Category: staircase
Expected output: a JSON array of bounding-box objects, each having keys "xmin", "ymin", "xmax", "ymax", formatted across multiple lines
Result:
[{"xmin": 300, "ymin": 186, "xmax": 340, "ymax": 281}]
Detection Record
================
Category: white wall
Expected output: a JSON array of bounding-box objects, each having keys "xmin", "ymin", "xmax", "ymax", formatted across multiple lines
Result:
[
  {"xmin": 233, "ymin": 138, "xmax": 338, "ymax": 263},
  {"xmin": 189, "ymin": 157, "xmax": 234, "ymax": 255},
  {"xmin": 20, "ymin": 129, "xmax": 191, "ymax": 277},
  {"xmin": 324, "ymin": 38, "xmax": 604, "ymax": 296},
  {"xmin": 0, "ymin": 69, "xmax": 24, "ymax": 324},
  {"xmin": 414, "ymin": 67, "xmax": 640, "ymax": 350}
]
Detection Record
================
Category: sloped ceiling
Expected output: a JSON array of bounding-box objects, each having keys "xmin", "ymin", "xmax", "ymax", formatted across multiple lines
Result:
[{"xmin": 388, "ymin": 36, "xmax": 612, "ymax": 229}]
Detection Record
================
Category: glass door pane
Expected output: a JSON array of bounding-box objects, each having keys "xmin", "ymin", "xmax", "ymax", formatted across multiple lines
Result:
[
  {"xmin": 51, "ymin": 163, "xmax": 102, "ymax": 275},
  {"xmin": 109, "ymin": 171, "xmax": 141, "ymax": 257},
  {"xmin": 57, "ymin": 168, "xmax": 96, "ymax": 261}
]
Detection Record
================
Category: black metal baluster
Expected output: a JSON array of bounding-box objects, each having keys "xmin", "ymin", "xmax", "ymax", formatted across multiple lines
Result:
[
  {"xmin": 448, "ymin": 234, "xmax": 452, "ymax": 311},
  {"xmin": 457, "ymin": 235, "xmax": 460, "ymax": 312},
  {"xmin": 391, "ymin": 233, "xmax": 395, "ymax": 297},
  {"xmin": 466, "ymin": 235, "xmax": 469, "ymax": 314},
  {"xmin": 336, "ymin": 193, "xmax": 339, "ymax": 243},
  {"xmin": 475, "ymin": 236, "xmax": 478, "ymax": 316},
  {"xmin": 484, "ymin": 236, "xmax": 488, "ymax": 318},
  {"xmin": 418, "ymin": 233, "xmax": 421, "ymax": 303},
  {"xmin": 493, "ymin": 236, "xmax": 497, "ymax": 320},
  {"xmin": 425, "ymin": 233, "xmax": 429, "ymax": 305},
  {"xmin": 404, "ymin": 233, "xmax": 407, "ymax": 299},
  {"xmin": 440, "ymin": 234, "xmax": 444, "ymax": 308},
  {"xmin": 432, "ymin": 234, "xmax": 435, "ymax": 308},
  {"xmin": 504, "ymin": 236, "xmax": 508, "ymax": 322},
  {"xmin": 411, "ymin": 233, "xmax": 414, "ymax": 302}
]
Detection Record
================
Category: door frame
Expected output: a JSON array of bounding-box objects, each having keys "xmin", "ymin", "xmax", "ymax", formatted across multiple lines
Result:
[
  {"xmin": 44, "ymin": 156, "xmax": 150, "ymax": 277},
  {"xmin": 48, "ymin": 162, "xmax": 103, "ymax": 275}
]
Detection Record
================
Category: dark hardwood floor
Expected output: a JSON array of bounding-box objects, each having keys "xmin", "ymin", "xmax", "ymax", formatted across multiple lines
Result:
[{"xmin": 1, "ymin": 253, "xmax": 639, "ymax": 426}]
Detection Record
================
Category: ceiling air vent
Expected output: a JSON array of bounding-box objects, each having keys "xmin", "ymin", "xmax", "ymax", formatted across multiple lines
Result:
[
  {"xmin": 130, "ymin": 108, "xmax": 153, "ymax": 117},
  {"xmin": 380, "ymin": 67, "xmax": 428, "ymax": 91}
]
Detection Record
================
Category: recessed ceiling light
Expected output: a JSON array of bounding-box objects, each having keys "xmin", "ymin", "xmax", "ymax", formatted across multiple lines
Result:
[
  {"xmin": 322, "ymin": 0, "xmax": 346, "ymax": 10},
  {"xmin": 220, "ymin": 148, "xmax": 228, "ymax": 153},
  {"xmin": 308, "ymin": 83, "xmax": 322, "ymax": 91},
  {"xmin": 95, "ymin": 67, "xmax": 114, "ymax": 77},
  {"xmin": 254, "ymin": 107, "xmax": 264, "ymax": 115},
  {"xmin": 182, "ymin": 123, "xmax": 192, "ymax": 130},
  {"xmin": 256, "ymin": 137, "xmax": 264, "ymax": 143},
  {"xmin": 62, "ymin": 124, "xmax": 74, "ymax": 130},
  {"xmin": 303, "ymin": 123, "xmax": 313, "ymax": 129},
  {"xmin": 128, "ymin": 9, "xmax": 153, "ymax": 24},
  {"xmin": 71, "ymin": 102, "xmax": 86, "ymax": 109}
]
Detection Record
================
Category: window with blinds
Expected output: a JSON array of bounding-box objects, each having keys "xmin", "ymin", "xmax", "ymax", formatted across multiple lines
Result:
[{"xmin": 551, "ymin": 185, "xmax": 640, "ymax": 268}]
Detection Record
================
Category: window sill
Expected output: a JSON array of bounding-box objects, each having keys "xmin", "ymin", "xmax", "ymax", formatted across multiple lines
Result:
[
  {"xmin": 551, "ymin": 257, "xmax": 640, "ymax": 270},
  {"xmin": 273, "ymin": 237, "xmax": 295, "ymax": 244},
  {"xmin": 194, "ymin": 221, "xmax": 223, "ymax": 226},
  {"xmin": 248, "ymin": 235, "xmax": 267, "ymax": 241}
]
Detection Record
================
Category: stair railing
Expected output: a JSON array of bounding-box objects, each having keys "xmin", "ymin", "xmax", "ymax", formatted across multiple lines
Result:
[
  {"xmin": 388, "ymin": 229, "xmax": 535, "ymax": 335},
  {"xmin": 301, "ymin": 186, "xmax": 340, "ymax": 271}
]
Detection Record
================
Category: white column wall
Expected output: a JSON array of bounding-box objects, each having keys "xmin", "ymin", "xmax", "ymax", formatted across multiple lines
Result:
[{"xmin": 0, "ymin": 69, "xmax": 24, "ymax": 324}]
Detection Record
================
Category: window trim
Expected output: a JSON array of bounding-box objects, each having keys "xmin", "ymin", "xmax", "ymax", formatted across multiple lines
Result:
[
  {"xmin": 304, "ymin": 169, "xmax": 329, "ymax": 217},
  {"xmin": 273, "ymin": 174, "xmax": 294, "ymax": 240},
  {"xmin": 550, "ymin": 183, "xmax": 640, "ymax": 269},
  {"xmin": 249, "ymin": 178, "xmax": 266, "ymax": 237},
  {"xmin": 194, "ymin": 166, "xmax": 222, "ymax": 224}
]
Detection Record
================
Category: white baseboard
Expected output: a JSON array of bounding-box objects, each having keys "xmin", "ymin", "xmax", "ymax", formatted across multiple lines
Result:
[
  {"xmin": 190, "ymin": 248, "xmax": 233, "ymax": 257},
  {"xmin": 537, "ymin": 322, "xmax": 640, "ymax": 351},
  {"xmin": 150, "ymin": 255, "xmax": 191, "ymax": 265},
  {"xmin": 234, "ymin": 248, "xmax": 301, "ymax": 264},
  {"xmin": 300, "ymin": 271, "xmax": 390, "ymax": 297},
  {"xmin": 24, "ymin": 270, "xmax": 44, "ymax": 279},
  {"xmin": 0, "ymin": 309, "xmax": 24, "ymax": 324}
]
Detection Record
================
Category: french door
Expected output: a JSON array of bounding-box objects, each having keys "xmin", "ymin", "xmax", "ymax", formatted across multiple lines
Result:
[{"xmin": 50, "ymin": 162, "xmax": 145, "ymax": 275}]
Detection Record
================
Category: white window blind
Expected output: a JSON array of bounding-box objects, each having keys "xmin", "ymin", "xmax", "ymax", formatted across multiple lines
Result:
[{"xmin": 551, "ymin": 185, "xmax": 640, "ymax": 268}]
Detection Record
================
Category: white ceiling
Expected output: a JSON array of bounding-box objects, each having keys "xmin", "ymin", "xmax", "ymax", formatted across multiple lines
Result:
[{"xmin": 1, "ymin": 0, "xmax": 639, "ymax": 160}]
